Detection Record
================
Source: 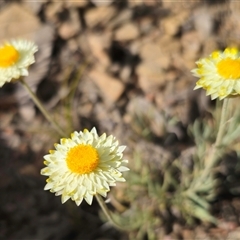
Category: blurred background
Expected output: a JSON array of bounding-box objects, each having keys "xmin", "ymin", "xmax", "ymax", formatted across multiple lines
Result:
[{"xmin": 1, "ymin": 0, "xmax": 240, "ymax": 239}]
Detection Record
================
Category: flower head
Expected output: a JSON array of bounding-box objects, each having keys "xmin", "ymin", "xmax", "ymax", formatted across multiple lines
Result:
[
  {"xmin": 0, "ymin": 39, "xmax": 38, "ymax": 87},
  {"xmin": 192, "ymin": 47, "xmax": 240, "ymax": 100},
  {"xmin": 41, "ymin": 127, "xmax": 129, "ymax": 206}
]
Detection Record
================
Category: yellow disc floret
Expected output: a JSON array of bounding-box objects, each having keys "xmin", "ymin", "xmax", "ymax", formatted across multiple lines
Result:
[
  {"xmin": 0, "ymin": 45, "xmax": 19, "ymax": 68},
  {"xmin": 217, "ymin": 58, "xmax": 240, "ymax": 79},
  {"xmin": 66, "ymin": 144, "xmax": 99, "ymax": 174}
]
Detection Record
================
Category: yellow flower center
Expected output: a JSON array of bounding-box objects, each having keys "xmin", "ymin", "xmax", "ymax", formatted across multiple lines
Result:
[
  {"xmin": 66, "ymin": 144, "xmax": 99, "ymax": 174},
  {"xmin": 217, "ymin": 58, "xmax": 240, "ymax": 79},
  {"xmin": 0, "ymin": 45, "xmax": 19, "ymax": 68}
]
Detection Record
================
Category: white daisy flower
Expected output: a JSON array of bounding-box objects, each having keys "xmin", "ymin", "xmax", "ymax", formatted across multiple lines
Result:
[
  {"xmin": 192, "ymin": 48, "xmax": 240, "ymax": 100},
  {"xmin": 0, "ymin": 39, "xmax": 38, "ymax": 87},
  {"xmin": 41, "ymin": 127, "xmax": 129, "ymax": 206}
]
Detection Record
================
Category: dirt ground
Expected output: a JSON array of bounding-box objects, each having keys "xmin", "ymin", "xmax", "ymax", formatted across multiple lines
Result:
[{"xmin": 2, "ymin": 0, "xmax": 240, "ymax": 239}]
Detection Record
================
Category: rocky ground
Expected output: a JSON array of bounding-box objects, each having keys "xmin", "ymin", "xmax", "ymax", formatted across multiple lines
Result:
[{"xmin": 1, "ymin": 0, "xmax": 240, "ymax": 239}]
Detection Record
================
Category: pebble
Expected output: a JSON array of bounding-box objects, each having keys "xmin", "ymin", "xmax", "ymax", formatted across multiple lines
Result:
[
  {"xmin": 87, "ymin": 33, "xmax": 112, "ymax": 67},
  {"xmin": 45, "ymin": 2, "xmax": 64, "ymax": 24},
  {"xmin": 139, "ymin": 42, "xmax": 171, "ymax": 69},
  {"xmin": 159, "ymin": 11, "xmax": 189, "ymax": 36},
  {"xmin": 137, "ymin": 61, "xmax": 165, "ymax": 93},
  {"xmin": 85, "ymin": 6, "xmax": 116, "ymax": 28},
  {"xmin": 58, "ymin": 8, "xmax": 81, "ymax": 39},
  {"xmin": 193, "ymin": 7, "xmax": 214, "ymax": 39},
  {"xmin": 88, "ymin": 67, "xmax": 125, "ymax": 103},
  {"xmin": 66, "ymin": 0, "xmax": 88, "ymax": 8},
  {"xmin": 114, "ymin": 23, "xmax": 140, "ymax": 41},
  {"xmin": 0, "ymin": 3, "xmax": 41, "ymax": 39}
]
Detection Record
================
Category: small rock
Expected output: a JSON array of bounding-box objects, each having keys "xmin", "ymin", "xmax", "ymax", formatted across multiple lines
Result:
[
  {"xmin": 193, "ymin": 7, "xmax": 214, "ymax": 39},
  {"xmin": 136, "ymin": 61, "xmax": 166, "ymax": 93},
  {"xmin": 160, "ymin": 11, "xmax": 189, "ymax": 36},
  {"xmin": 166, "ymin": 70, "xmax": 177, "ymax": 82},
  {"xmin": 128, "ymin": 0, "xmax": 158, "ymax": 7},
  {"xmin": 139, "ymin": 42, "xmax": 171, "ymax": 69},
  {"xmin": 107, "ymin": 9, "xmax": 132, "ymax": 30},
  {"xmin": 161, "ymin": 17, "xmax": 180, "ymax": 36},
  {"xmin": 140, "ymin": 42, "xmax": 162, "ymax": 60},
  {"xmin": 114, "ymin": 23, "xmax": 140, "ymax": 41},
  {"xmin": 58, "ymin": 22, "xmax": 78, "ymax": 40},
  {"xmin": 161, "ymin": 1, "xmax": 196, "ymax": 11},
  {"xmin": 226, "ymin": 227, "xmax": 240, "ymax": 239},
  {"xmin": 139, "ymin": 17, "xmax": 154, "ymax": 35},
  {"xmin": 181, "ymin": 31, "xmax": 202, "ymax": 61},
  {"xmin": 58, "ymin": 8, "xmax": 81, "ymax": 39},
  {"xmin": 120, "ymin": 65, "xmax": 132, "ymax": 82},
  {"xmin": 23, "ymin": 0, "xmax": 46, "ymax": 14},
  {"xmin": 0, "ymin": 3, "xmax": 41, "ymax": 40},
  {"xmin": 45, "ymin": 2, "xmax": 64, "ymax": 24},
  {"xmin": 88, "ymin": 67, "xmax": 125, "ymax": 103},
  {"xmin": 85, "ymin": 6, "xmax": 116, "ymax": 28},
  {"xmin": 182, "ymin": 229, "xmax": 195, "ymax": 240},
  {"xmin": 195, "ymin": 227, "xmax": 211, "ymax": 240},
  {"xmin": 87, "ymin": 32, "xmax": 112, "ymax": 67},
  {"xmin": 230, "ymin": 0, "xmax": 240, "ymax": 31},
  {"xmin": 108, "ymin": 63, "xmax": 121, "ymax": 75},
  {"xmin": 66, "ymin": 0, "xmax": 88, "ymax": 8},
  {"xmin": 156, "ymin": 35, "xmax": 181, "ymax": 55},
  {"xmin": 90, "ymin": 0, "xmax": 113, "ymax": 7},
  {"xmin": 19, "ymin": 104, "xmax": 36, "ymax": 122},
  {"xmin": 67, "ymin": 38, "xmax": 79, "ymax": 53}
]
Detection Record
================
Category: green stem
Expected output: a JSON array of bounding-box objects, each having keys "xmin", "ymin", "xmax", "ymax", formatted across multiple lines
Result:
[
  {"xmin": 215, "ymin": 99, "xmax": 229, "ymax": 145},
  {"xmin": 95, "ymin": 194, "xmax": 131, "ymax": 232},
  {"xmin": 192, "ymin": 98, "xmax": 230, "ymax": 190},
  {"xmin": 207, "ymin": 98, "xmax": 229, "ymax": 168},
  {"xmin": 20, "ymin": 78, "xmax": 67, "ymax": 137}
]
